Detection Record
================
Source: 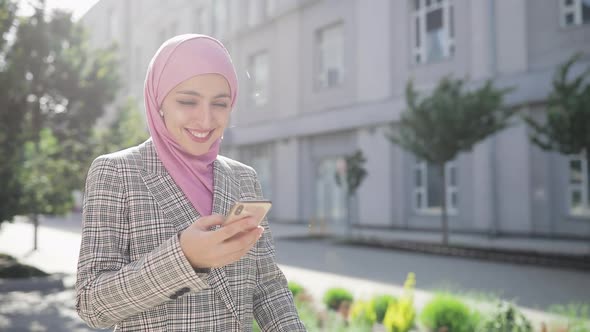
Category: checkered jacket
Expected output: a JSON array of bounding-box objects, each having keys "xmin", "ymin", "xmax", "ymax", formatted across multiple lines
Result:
[{"xmin": 76, "ymin": 139, "xmax": 306, "ymax": 331}]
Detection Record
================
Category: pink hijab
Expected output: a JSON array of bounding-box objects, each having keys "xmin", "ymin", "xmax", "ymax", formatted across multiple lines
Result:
[{"xmin": 144, "ymin": 34, "xmax": 238, "ymax": 216}]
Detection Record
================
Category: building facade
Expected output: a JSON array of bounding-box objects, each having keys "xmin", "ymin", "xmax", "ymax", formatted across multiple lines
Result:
[{"xmin": 81, "ymin": 0, "xmax": 590, "ymax": 240}]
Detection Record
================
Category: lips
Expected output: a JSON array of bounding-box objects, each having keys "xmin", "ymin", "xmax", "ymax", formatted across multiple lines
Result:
[{"xmin": 185, "ymin": 128, "xmax": 213, "ymax": 143}]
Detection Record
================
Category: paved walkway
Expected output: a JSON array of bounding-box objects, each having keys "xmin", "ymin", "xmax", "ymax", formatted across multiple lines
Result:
[{"xmin": 0, "ymin": 214, "xmax": 588, "ymax": 331}]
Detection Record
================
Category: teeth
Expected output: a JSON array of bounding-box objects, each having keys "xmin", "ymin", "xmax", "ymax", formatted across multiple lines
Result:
[{"xmin": 189, "ymin": 130, "xmax": 209, "ymax": 138}]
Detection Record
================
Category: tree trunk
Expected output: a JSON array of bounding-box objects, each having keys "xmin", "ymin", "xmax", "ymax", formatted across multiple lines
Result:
[
  {"xmin": 32, "ymin": 139, "xmax": 41, "ymax": 251},
  {"xmin": 346, "ymin": 194, "xmax": 353, "ymax": 238},
  {"xmin": 440, "ymin": 164, "xmax": 449, "ymax": 246},
  {"xmin": 32, "ymin": 213, "xmax": 39, "ymax": 251}
]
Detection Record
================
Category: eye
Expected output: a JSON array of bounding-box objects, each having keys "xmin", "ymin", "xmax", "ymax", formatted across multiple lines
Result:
[
  {"xmin": 177, "ymin": 100, "xmax": 196, "ymax": 106},
  {"xmin": 213, "ymin": 103, "xmax": 228, "ymax": 108}
]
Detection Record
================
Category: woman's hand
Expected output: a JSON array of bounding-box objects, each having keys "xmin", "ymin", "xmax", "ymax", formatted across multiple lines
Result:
[{"xmin": 178, "ymin": 214, "xmax": 264, "ymax": 269}]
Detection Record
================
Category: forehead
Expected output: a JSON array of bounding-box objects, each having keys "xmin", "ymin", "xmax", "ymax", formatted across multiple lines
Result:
[{"xmin": 173, "ymin": 73, "xmax": 230, "ymax": 94}]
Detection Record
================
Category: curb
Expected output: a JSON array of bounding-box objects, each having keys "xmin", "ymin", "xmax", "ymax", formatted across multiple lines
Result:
[
  {"xmin": 0, "ymin": 274, "xmax": 65, "ymax": 293},
  {"xmin": 278, "ymin": 235, "xmax": 590, "ymax": 272},
  {"xmin": 341, "ymin": 237, "xmax": 590, "ymax": 272}
]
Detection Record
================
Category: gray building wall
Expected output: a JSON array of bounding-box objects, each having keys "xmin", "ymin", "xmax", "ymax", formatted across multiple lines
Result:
[{"xmin": 81, "ymin": 0, "xmax": 590, "ymax": 242}]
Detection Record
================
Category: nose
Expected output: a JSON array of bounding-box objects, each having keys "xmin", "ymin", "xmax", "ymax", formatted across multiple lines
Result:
[{"xmin": 192, "ymin": 103, "xmax": 212, "ymax": 128}]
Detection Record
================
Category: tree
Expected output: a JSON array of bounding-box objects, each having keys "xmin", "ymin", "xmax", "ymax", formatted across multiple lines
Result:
[
  {"xmin": 19, "ymin": 128, "xmax": 77, "ymax": 249},
  {"xmin": 335, "ymin": 150, "xmax": 368, "ymax": 237},
  {"xmin": 0, "ymin": 0, "xmax": 23, "ymax": 226},
  {"xmin": 91, "ymin": 97, "xmax": 149, "ymax": 157},
  {"xmin": 387, "ymin": 77, "xmax": 514, "ymax": 245},
  {"xmin": 524, "ymin": 53, "xmax": 590, "ymax": 166},
  {"xmin": 0, "ymin": 0, "xmax": 119, "ymax": 243}
]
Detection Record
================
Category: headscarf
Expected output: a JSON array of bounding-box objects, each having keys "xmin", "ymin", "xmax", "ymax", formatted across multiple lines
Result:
[{"xmin": 144, "ymin": 34, "xmax": 238, "ymax": 216}]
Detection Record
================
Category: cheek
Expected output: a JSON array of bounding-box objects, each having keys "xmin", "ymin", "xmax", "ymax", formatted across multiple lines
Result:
[
  {"xmin": 167, "ymin": 111, "xmax": 190, "ymax": 127},
  {"xmin": 215, "ymin": 111, "xmax": 231, "ymax": 127}
]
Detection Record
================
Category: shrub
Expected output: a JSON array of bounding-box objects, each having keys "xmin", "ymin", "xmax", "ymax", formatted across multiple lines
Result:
[
  {"xmin": 373, "ymin": 294, "xmax": 398, "ymax": 323},
  {"xmin": 350, "ymin": 299, "xmax": 377, "ymax": 328},
  {"xmin": 320, "ymin": 309, "xmax": 349, "ymax": 332},
  {"xmin": 420, "ymin": 294, "xmax": 479, "ymax": 332},
  {"xmin": 383, "ymin": 273, "xmax": 416, "ymax": 332},
  {"xmin": 323, "ymin": 287, "xmax": 354, "ymax": 311},
  {"xmin": 480, "ymin": 301, "xmax": 532, "ymax": 332},
  {"xmin": 288, "ymin": 281, "xmax": 305, "ymax": 299},
  {"xmin": 296, "ymin": 298, "xmax": 321, "ymax": 332},
  {"xmin": 549, "ymin": 302, "xmax": 590, "ymax": 332}
]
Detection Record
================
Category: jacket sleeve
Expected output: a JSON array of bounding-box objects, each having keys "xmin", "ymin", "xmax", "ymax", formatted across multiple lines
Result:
[
  {"xmin": 250, "ymin": 171, "xmax": 307, "ymax": 331},
  {"xmin": 75, "ymin": 156, "xmax": 209, "ymax": 329}
]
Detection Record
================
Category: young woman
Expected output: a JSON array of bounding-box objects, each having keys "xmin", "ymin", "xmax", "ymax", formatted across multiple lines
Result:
[{"xmin": 76, "ymin": 34, "xmax": 305, "ymax": 331}]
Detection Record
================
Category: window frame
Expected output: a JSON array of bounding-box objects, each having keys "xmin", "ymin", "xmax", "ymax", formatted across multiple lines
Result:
[
  {"xmin": 560, "ymin": 0, "xmax": 590, "ymax": 27},
  {"xmin": 413, "ymin": 159, "xmax": 458, "ymax": 215},
  {"xmin": 568, "ymin": 151, "xmax": 590, "ymax": 217},
  {"xmin": 315, "ymin": 22, "xmax": 345, "ymax": 90},
  {"xmin": 412, "ymin": 0, "xmax": 455, "ymax": 64},
  {"xmin": 248, "ymin": 50, "xmax": 270, "ymax": 108}
]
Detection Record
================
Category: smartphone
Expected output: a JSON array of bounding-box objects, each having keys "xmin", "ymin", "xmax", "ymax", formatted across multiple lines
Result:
[{"xmin": 225, "ymin": 200, "xmax": 272, "ymax": 227}]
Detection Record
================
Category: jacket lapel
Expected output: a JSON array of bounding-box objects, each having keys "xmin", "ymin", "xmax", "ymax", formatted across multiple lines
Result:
[
  {"xmin": 139, "ymin": 140, "xmax": 241, "ymax": 323},
  {"xmin": 139, "ymin": 140, "xmax": 200, "ymax": 232}
]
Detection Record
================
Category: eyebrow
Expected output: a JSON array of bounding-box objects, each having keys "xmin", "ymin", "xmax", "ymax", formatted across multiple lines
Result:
[{"xmin": 176, "ymin": 90, "xmax": 231, "ymax": 99}]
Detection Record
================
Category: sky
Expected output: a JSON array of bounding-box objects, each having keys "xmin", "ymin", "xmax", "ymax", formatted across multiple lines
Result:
[{"xmin": 18, "ymin": 0, "xmax": 100, "ymax": 20}]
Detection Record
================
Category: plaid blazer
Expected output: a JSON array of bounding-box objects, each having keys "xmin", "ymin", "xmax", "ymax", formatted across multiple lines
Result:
[{"xmin": 76, "ymin": 139, "xmax": 306, "ymax": 331}]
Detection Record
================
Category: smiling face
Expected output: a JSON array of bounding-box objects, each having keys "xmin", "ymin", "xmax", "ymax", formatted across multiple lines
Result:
[{"xmin": 160, "ymin": 73, "xmax": 232, "ymax": 156}]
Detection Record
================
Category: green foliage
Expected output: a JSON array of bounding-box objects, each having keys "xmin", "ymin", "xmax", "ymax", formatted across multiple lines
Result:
[
  {"xmin": 296, "ymin": 300, "xmax": 321, "ymax": 332},
  {"xmin": 252, "ymin": 319, "xmax": 261, "ymax": 332},
  {"xmin": 349, "ymin": 299, "xmax": 377, "ymax": 328},
  {"xmin": 335, "ymin": 150, "xmax": 368, "ymax": 197},
  {"xmin": 388, "ymin": 77, "xmax": 514, "ymax": 164},
  {"xmin": 387, "ymin": 77, "xmax": 513, "ymax": 245},
  {"xmin": 321, "ymin": 310, "xmax": 349, "ymax": 332},
  {"xmin": 323, "ymin": 287, "xmax": 354, "ymax": 311},
  {"xmin": 420, "ymin": 294, "xmax": 480, "ymax": 332},
  {"xmin": 480, "ymin": 301, "xmax": 532, "ymax": 332},
  {"xmin": 18, "ymin": 128, "xmax": 78, "ymax": 215},
  {"xmin": 0, "ymin": 0, "xmax": 119, "ymax": 225},
  {"xmin": 91, "ymin": 97, "xmax": 148, "ymax": 158},
  {"xmin": 549, "ymin": 302, "xmax": 590, "ymax": 332},
  {"xmin": 383, "ymin": 273, "xmax": 416, "ymax": 332},
  {"xmin": 373, "ymin": 294, "xmax": 398, "ymax": 323},
  {"xmin": 524, "ymin": 53, "xmax": 590, "ymax": 156},
  {"xmin": 288, "ymin": 281, "xmax": 305, "ymax": 299},
  {"xmin": 0, "ymin": 0, "xmax": 23, "ymax": 225}
]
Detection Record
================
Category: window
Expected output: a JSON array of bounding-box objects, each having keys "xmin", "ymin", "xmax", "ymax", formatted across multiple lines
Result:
[
  {"xmin": 266, "ymin": 0, "xmax": 277, "ymax": 18},
  {"xmin": 316, "ymin": 23, "xmax": 344, "ymax": 89},
  {"xmin": 213, "ymin": 0, "xmax": 227, "ymax": 39},
  {"xmin": 107, "ymin": 8, "xmax": 116, "ymax": 40},
  {"xmin": 412, "ymin": 0, "xmax": 454, "ymax": 64},
  {"xmin": 561, "ymin": 0, "xmax": 590, "ymax": 27},
  {"xmin": 248, "ymin": 51, "xmax": 270, "ymax": 107},
  {"xmin": 248, "ymin": 0, "xmax": 263, "ymax": 27},
  {"xmin": 413, "ymin": 159, "xmax": 458, "ymax": 213},
  {"xmin": 194, "ymin": 7, "xmax": 208, "ymax": 34},
  {"xmin": 243, "ymin": 145, "xmax": 273, "ymax": 200},
  {"xmin": 316, "ymin": 158, "xmax": 347, "ymax": 223},
  {"xmin": 569, "ymin": 152, "xmax": 590, "ymax": 216},
  {"xmin": 249, "ymin": 0, "xmax": 276, "ymax": 26}
]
